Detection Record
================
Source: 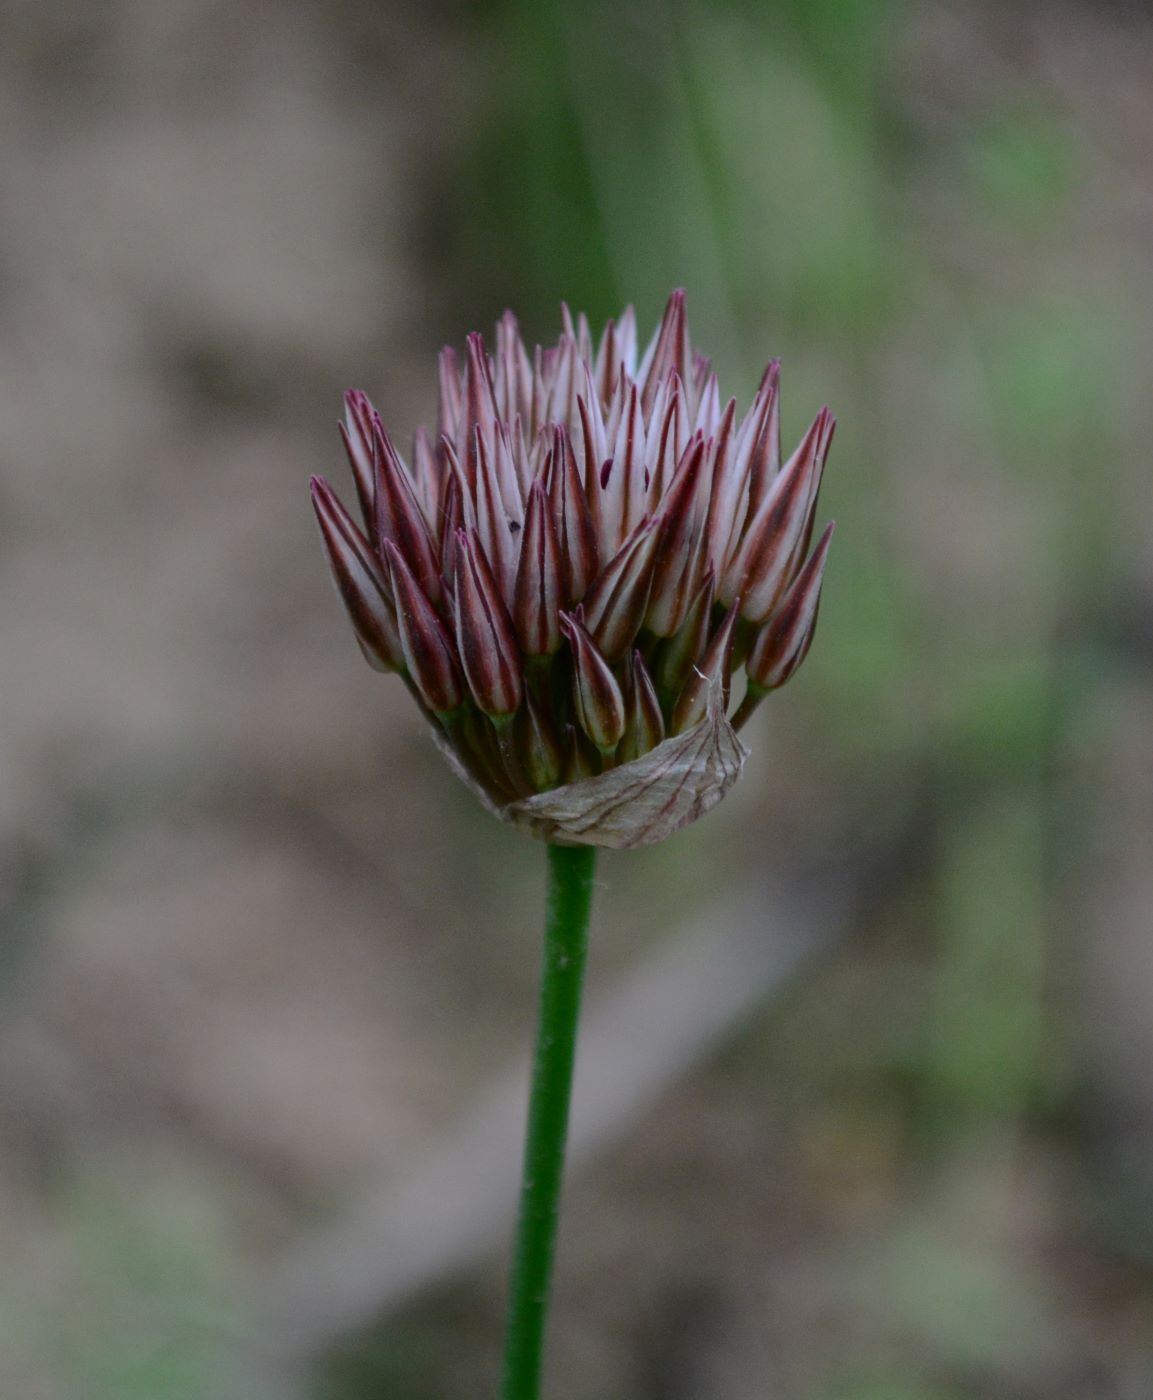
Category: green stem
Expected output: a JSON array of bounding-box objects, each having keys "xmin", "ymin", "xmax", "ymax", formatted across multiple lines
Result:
[{"xmin": 500, "ymin": 842, "xmax": 598, "ymax": 1400}]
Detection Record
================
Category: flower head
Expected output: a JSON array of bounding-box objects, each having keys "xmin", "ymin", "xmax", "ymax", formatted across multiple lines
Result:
[{"xmin": 312, "ymin": 291, "xmax": 834, "ymax": 847}]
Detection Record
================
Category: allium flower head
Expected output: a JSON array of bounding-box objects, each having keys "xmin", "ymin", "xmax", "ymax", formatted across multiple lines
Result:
[{"xmin": 312, "ymin": 291, "xmax": 834, "ymax": 848}]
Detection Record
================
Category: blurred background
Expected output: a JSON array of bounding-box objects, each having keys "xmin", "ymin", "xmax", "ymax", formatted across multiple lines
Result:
[{"xmin": 2, "ymin": 0, "xmax": 1152, "ymax": 1396}]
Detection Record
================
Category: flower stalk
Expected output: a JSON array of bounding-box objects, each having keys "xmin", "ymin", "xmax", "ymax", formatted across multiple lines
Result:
[{"xmin": 501, "ymin": 843, "xmax": 598, "ymax": 1400}]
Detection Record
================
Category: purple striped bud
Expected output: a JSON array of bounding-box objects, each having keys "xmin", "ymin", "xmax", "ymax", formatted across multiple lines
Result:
[
  {"xmin": 720, "ymin": 407, "xmax": 833, "ymax": 623},
  {"xmin": 589, "ymin": 380, "xmax": 646, "ymax": 556},
  {"xmin": 594, "ymin": 317, "xmax": 620, "ymax": 405},
  {"xmin": 663, "ymin": 388, "xmax": 694, "ymax": 514},
  {"xmin": 576, "ymin": 390, "xmax": 606, "ymax": 495},
  {"xmin": 712, "ymin": 362, "xmax": 780, "ymax": 568},
  {"xmin": 749, "ymin": 359, "xmax": 782, "ymax": 485},
  {"xmin": 546, "ymin": 427, "xmax": 598, "ymax": 604},
  {"xmin": 453, "ymin": 530, "xmax": 522, "ymax": 719},
  {"xmin": 410, "ymin": 425, "xmax": 441, "ymax": 523},
  {"xmin": 464, "ymin": 332, "xmax": 497, "ymax": 474},
  {"xmin": 618, "ymin": 651, "xmax": 666, "ymax": 765},
  {"xmin": 494, "ymin": 310, "xmax": 532, "ymax": 426},
  {"xmin": 693, "ymin": 371, "xmax": 721, "ymax": 436},
  {"xmin": 474, "ymin": 428, "xmax": 518, "ymax": 602},
  {"xmin": 581, "ymin": 516, "xmax": 661, "ymax": 663},
  {"xmin": 646, "ymin": 434, "xmax": 708, "ymax": 637},
  {"xmin": 437, "ymin": 345, "xmax": 463, "ymax": 444},
  {"xmin": 438, "ymin": 471, "xmax": 463, "ymax": 584},
  {"xmin": 545, "ymin": 331, "xmax": 580, "ymax": 428},
  {"xmin": 789, "ymin": 412, "xmax": 835, "ymax": 571},
  {"xmin": 384, "ymin": 541, "xmax": 463, "ymax": 715},
  {"xmin": 340, "ymin": 390, "xmax": 377, "ymax": 531},
  {"xmin": 747, "ymin": 522, "xmax": 834, "ymax": 692},
  {"xmin": 372, "ymin": 420, "xmax": 442, "ymax": 607},
  {"xmin": 655, "ymin": 567, "xmax": 716, "ymax": 698},
  {"xmin": 671, "ymin": 599, "xmax": 741, "ymax": 735},
  {"xmin": 638, "ymin": 288, "xmax": 689, "ymax": 418},
  {"xmin": 311, "ymin": 476, "xmax": 403, "ymax": 673},
  {"xmin": 560, "ymin": 612, "xmax": 626, "ymax": 753},
  {"xmin": 513, "ymin": 478, "xmax": 563, "ymax": 657},
  {"xmin": 701, "ymin": 398, "xmax": 739, "ymax": 568}
]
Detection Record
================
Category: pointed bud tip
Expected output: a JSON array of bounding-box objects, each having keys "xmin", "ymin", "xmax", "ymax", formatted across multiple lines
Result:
[{"xmin": 801, "ymin": 520, "xmax": 836, "ymax": 577}]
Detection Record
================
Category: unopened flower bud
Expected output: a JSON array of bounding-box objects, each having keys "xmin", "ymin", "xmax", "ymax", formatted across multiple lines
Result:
[
  {"xmin": 671, "ymin": 599, "xmax": 741, "ymax": 735},
  {"xmin": 384, "ymin": 541, "xmax": 463, "ymax": 715},
  {"xmin": 513, "ymin": 479, "xmax": 563, "ymax": 657},
  {"xmin": 373, "ymin": 418, "xmax": 443, "ymax": 607},
  {"xmin": 561, "ymin": 612, "xmax": 627, "ymax": 753},
  {"xmin": 721, "ymin": 407, "xmax": 833, "ymax": 623},
  {"xmin": 746, "ymin": 521, "xmax": 834, "ymax": 692},
  {"xmin": 581, "ymin": 516, "xmax": 660, "ymax": 662},
  {"xmin": 655, "ymin": 568, "xmax": 715, "ymax": 700},
  {"xmin": 618, "ymin": 651, "xmax": 666, "ymax": 765},
  {"xmin": 311, "ymin": 475, "xmax": 403, "ymax": 673},
  {"xmin": 453, "ymin": 530, "xmax": 522, "ymax": 719},
  {"xmin": 340, "ymin": 389, "xmax": 377, "ymax": 531},
  {"xmin": 546, "ymin": 427, "xmax": 598, "ymax": 605},
  {"xmin": 647, "ymin": 435, "xmax": 709, "ymax": 637}
]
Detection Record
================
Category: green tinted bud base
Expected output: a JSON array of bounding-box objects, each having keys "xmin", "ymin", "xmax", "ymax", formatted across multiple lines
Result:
[{"xmin": 731, "ymin": 679, "xmax": 770, "ymax": 733}]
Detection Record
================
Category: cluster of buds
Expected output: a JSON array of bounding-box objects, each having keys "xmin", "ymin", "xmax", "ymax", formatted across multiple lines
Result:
[{"xmin": 311, "ymin": 291, "xmax": 834, "ymax": 847}]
